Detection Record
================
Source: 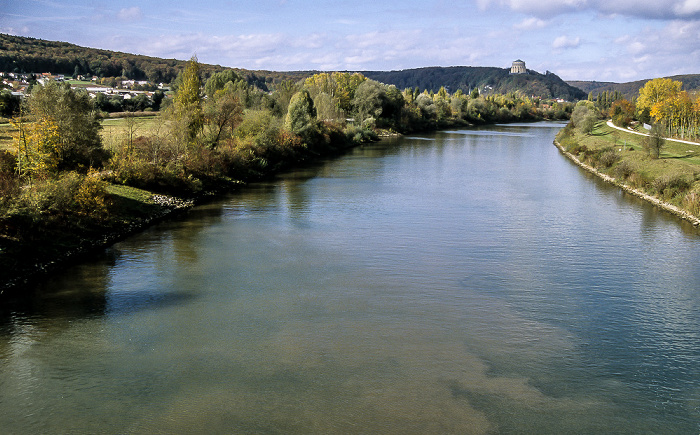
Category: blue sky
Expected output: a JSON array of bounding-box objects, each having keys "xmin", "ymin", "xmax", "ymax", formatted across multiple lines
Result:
[{"xmin": 2, "ymin": 0, "xmax": 700, "ymax": 82}]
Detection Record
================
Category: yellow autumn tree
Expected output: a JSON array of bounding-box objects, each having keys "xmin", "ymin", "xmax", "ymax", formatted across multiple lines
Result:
[
  {"xmin": 638, "ymin": 78, "xmax": 682, "ymax": 115},
  {"xmin": 10, "ymin": 114, "xmax": 60, "ymax": 180},
  {"xmin": 12, "ymin": 82, "xmax": 105, "ymax": 176}
]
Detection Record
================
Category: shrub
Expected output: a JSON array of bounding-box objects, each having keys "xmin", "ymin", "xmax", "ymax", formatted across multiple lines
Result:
[
  {"xmin": 652, "ymin": 172, "xmax": 693, "ymax": 199},
  {"xmin": 682, "ymin": 187, "xmax": 700, "ymax": 216},
  {"xmin": 346, "ymin": 126, "xmax": 378, "ymax": 144},
  {"xmin": 613, "ymin": 160, "xmax": 635, "ymax": 179},
  {"xmin": 74, "ymin": 169, "xmax": 110, "ymax": 218},
  {"xmin": 598, "ymin": 149, "xmax": 620, "ymax": 168}
]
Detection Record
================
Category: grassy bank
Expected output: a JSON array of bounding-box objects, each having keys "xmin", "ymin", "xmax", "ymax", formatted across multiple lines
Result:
[{"xmin": 555, "ymin": 121, "xmax": 700, "ymax": 224}]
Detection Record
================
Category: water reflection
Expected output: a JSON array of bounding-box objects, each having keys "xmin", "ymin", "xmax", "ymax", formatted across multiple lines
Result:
[{"xmin": 1, "ymin": 122, "xmax": 699, "ymax": 433}]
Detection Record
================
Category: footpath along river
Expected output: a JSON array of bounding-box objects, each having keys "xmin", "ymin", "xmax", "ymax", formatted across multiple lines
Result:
[{"xmin": 1, "ymin": 122, "xmax": 699, "ymax": 433}]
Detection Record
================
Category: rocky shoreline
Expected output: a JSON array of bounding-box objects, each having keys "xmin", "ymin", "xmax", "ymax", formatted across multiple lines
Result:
[{"xmin": 553, "ymin": 139, "xmax": 700, "ymax": 227}]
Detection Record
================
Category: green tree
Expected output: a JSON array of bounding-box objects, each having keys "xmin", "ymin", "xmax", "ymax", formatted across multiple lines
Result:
[
  {"xmin": 285, "ymin": 89, "xmax": 317, "ymax": 135},
  {"xmin": 23, "ymin": 81, "xmax": 105, "ymax": 172},
  {"xmin": 353, "ymin": 80, "xmax": 386, "ymax": 127},
  {"xmin": 204, "ymin": 69, "xmax": 245, "ymax": 98},
  {"xmin": 0, "ymin": 90, "xmax": 20, "ymax": 117},
  {"xmin": 644, "ymin": 123, "xmax": 666, "ymax": 159},
  {"xmin": 203, "ymin": 89, "xmax": 243, "ymax": 148},
  {"xmin": 171, "ymin": 56, "xmax": 204, "ymax": 146},
  {"xmin": 571, "ymin": 102, "xmax": 598, "ymax": 134}
]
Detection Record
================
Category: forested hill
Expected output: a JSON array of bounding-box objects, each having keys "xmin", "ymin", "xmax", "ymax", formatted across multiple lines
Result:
[
  {"xmin": 360, "ymin": 66, "xmax": 587, "ymax": 100},
  {"xmin": 2, "ymin": 33, "xmax": 585, "ymax": 99},
  {"xmin": 0, "ymin": 33, "xmax": 306, "ymax": 90},
  {"xmin": 568, "ymin": 74, "xmax": 700, "ymax": 99}
]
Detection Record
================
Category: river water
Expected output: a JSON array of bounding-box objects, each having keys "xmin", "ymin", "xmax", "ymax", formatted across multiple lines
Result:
[{"xmin": 1, "ymin": 122, "xmax": 699, "ymax": 434}]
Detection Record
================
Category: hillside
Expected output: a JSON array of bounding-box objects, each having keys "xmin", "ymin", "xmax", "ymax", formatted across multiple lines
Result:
[
  {"xmin": 2, "ymin": 33, "xmax": 586, "ymax": 100},
  {"xmin": 568, "ymin": 74, "xmax": 700, "ymax": 100},
  {"xmin": 0, "ymin": 33, "xmax": 305, "ymax": 90},
  {"xmin": 361, "ymin": 66, "xmax": 587, "ymax": 100}
]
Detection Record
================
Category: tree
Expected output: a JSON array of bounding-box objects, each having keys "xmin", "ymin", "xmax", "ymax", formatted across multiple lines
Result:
[
  {"xmin": 637, "ymin": 78, "xmax": 682, "ymax": 114},
  {"xmin": 303, "ymin": 72, "xmax": 366, "ymax": 120},
  {"xmin": 610, "ymin": 99, "xmax": 635, "ymax": 127},
  {"xmin": 203, "ymin": 89, "xmax": 243, "ymax": 148},
  {"xmin": 644, "ymin": 123, "xmax": 666, "ymax": 159},
  {"xmin": 285, "ymin": 89, "xmax": 316, "ymax": 135},
  {"xmin": 571, "ymin": 102, "xmax": 598, "ymax": 134},
  {"xmin": 353, "ymin": 80, "xmax": 387, "ymax": 127},
  {"xmin": 272, "ymin": 80, "xmax": 300, "ymax": 116},
  {"xmin": 204, "ymin": 69, "xmax": 245, "ymax": 98},
  {"xmin": 0, "ymin": 90, "xmax": 20, "ymax": 117},
  {"xmin": 20, "ymin": 81, "xmax": 105, "ymax": 172},
  {"xmin": 171, "ymin": 56, "xmax": 204, "ymax": 146}
]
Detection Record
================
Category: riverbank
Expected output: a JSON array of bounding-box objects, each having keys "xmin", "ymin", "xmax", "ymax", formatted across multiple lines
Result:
[
  {"xmin": 0, "ymin": 185, "xmax": 197, "ymax": 295},
  {"xmin": 554, "ymin": 121, "xmax": 700, "ymax": 227},
  {"xmin": 0, "ymin": 115, "xmax": 568, "ymax": 298}
]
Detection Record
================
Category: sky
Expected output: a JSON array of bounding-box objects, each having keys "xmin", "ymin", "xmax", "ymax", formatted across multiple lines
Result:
[{"xmin": 2, "ymin": 0, "xmax": 700, "ymax": 83}]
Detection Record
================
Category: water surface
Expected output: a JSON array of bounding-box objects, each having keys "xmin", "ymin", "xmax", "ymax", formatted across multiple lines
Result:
[{"xmin": 1, "ymin": 123, "xmax": 699, "ymax": 433}]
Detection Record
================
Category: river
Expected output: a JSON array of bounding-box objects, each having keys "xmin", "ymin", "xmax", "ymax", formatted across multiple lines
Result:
[{"xmin": 1, "ymin": 122, "xmax": 699, "ymax": 433}]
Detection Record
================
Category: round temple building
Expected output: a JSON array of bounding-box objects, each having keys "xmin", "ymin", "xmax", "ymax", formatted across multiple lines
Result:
[{"xmin": 510, "ymin": 59, "xmax": 527, "ymax": 74}]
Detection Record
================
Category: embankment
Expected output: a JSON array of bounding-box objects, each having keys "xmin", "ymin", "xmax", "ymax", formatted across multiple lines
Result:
[{"xmin": 553, "ymin": 139, "xmax": 700, "ymax": 227}]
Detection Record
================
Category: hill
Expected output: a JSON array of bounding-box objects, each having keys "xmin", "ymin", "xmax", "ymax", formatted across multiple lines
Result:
[
  {"xmin": 2, "ymin": 33, "xmax": 586, "ymax": 100},
  {"xmin": 0, "ymin": 33, "xmax": 305, "ymax": 91},
  {"xmin": 568, "ymin": 74, "xmax": 700, "ymax": 100},
  {"xmin": 361, "ymin": 66, "xmax": 587, "ymax": 100}
]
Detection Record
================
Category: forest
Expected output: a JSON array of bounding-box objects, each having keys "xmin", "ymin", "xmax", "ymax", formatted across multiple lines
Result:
[
  {"xmin": 363, "ymin": 66, "xmax": 587, "ymax": 100},
  {"xmin": 2, "ymin": 33, "xmax": 587, "ymax": 101},
  {"xmin": 0, "ymin": 33, "xmax": 304, "ymax": 90}
]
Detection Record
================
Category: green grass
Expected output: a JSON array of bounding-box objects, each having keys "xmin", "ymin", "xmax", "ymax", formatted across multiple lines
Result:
[
  {"xmin": 65, "ymin": 80, "xmax": 100, "ymax": 87},
  {"xmin": 100, "ymin": 115, "xmax": 165, "ymax": 150},
  {"xmin": 0, "ymin": 123, "xmax": 15, "ymax": 151},
  {"xmin": 560, "ymin": 121, "xmax": 700, "ymax": 215},
  {"xmin": 0, "ymin": 114, "xmax": 165, "ymax": 152},
  {"xmin": 105, "ymin": 184, "xmax": 165, "ymax": 221}
]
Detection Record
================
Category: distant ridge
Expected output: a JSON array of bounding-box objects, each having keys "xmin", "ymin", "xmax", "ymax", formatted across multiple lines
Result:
[
  {"xmin": 360, "ymin": 66, "xmax": 587, "ymax": 100},
  {"xmin": 0, "ymin": 33, "xmax": 306, "ymax": 91},
  {"xmin": 2, "ymin": 33, "xmax": 584, "ymax": 99},
  {"xmin": 568, "ymin": 74, "xmax": 700, "ymax": 99}
]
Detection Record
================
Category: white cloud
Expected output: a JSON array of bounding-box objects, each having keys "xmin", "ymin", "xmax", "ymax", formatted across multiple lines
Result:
[
  {"xmin": 117, "ymin": 7, "xmax": 142, "ymax": 21},
  {"xmin": 552, "ymin": 35, "xmax": 581, "ymax": 49},
  {"xmin": 513, "ymin": 17, "xmax": 548, "ymax": 30},
  {"xmin": 479, "ymin": 0, "xmax": 700, "ymax": 19},
  {"xmin": 674, "ymin": 0, "xmax": 700, "ymax": 16},
  {"xmin": 0, "ymin": 26, "xmax": 30, "ymax": 35}
]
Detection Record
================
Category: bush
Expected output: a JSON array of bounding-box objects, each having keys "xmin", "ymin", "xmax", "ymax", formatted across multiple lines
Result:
[
  {"xmin": 598, "ymin": 149, "xmax": 620, "ymax": 168},
  {"xmin": 345, "ymin": 126, "xmax": 378, "ymax": 144},
  {"xmin": 0, "ymin": 151, "xmax": 19, "ymax": 215},
  {"xmin": 652, "ymin": 172, "xmax": 693, "ymax": 199},
  {"xmin": 682, "ymin": 187, "xmax": 700, "ymax": 216},
  {"xmin": 613, "ymin": 160, "xmax": 635, "ymax": 179}
]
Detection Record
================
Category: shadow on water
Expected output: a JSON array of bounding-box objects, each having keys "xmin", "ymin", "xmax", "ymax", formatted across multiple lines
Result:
[{"xmin": 0, "ymin": 208, "xmax": 219, "ymax": 333}]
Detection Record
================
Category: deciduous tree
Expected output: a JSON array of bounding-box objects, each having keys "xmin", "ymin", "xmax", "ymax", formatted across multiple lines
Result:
[
  {"xmin": 171, "ymin": 56, "xmax": 204, "ymax": 146},
  {"xmin": 17, "ymin": 81, "xmax": 104, "ymax": 173},
  {"xmin": 285, "ymin": 89, "xmax": 316, "ymax": 135}
]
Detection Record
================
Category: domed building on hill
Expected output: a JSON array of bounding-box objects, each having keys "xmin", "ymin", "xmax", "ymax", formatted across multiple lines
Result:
[{"xmin": 510, "ymin": 60, "xmax": 527, "ymax": 74}]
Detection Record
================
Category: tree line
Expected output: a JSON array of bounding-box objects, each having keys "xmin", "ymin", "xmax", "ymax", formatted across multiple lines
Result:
[
  {"xmin": 573, "ymin": 77, "xmax": 700, "ymax": 149},
  {"xmin": 0, "ymin": 57, "xmax": 573, "ymax": 247},
  {"xmin": 0, "ymin": 33, "xmax": 303, "ymax": 90}
]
